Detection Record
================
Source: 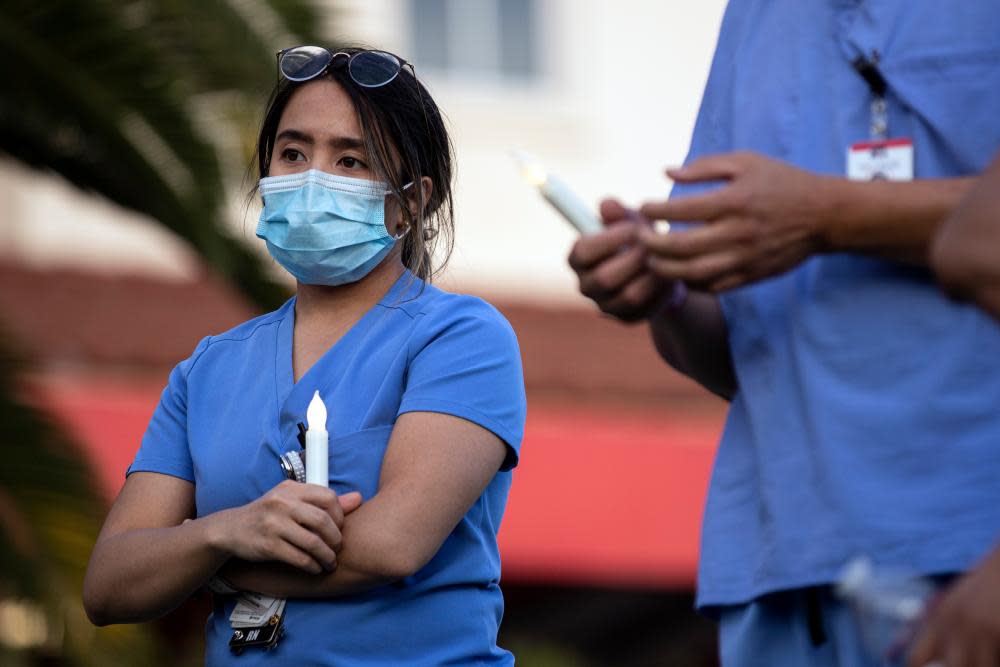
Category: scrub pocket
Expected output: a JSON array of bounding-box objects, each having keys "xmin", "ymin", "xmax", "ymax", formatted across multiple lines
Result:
[
  {"xmin": 328, "ymin": 424, "xmax": 393, "ymax": 500},
  {"xmin": 884, "ymin": 45, "xmax": 1000, "ymax": 175}
]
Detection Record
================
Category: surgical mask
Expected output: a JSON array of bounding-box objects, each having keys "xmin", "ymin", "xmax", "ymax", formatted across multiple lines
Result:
[{"xmin": 256, "ymin": 169, "xmax": 406, "ymax": 286}]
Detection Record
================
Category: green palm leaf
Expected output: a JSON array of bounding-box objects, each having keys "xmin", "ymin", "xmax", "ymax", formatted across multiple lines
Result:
[{"xmin": 0, "ymin": 0, "xmax": 328, "ymax": 307}]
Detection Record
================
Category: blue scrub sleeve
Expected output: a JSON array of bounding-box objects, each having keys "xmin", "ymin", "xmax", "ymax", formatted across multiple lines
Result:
[
  {"xmin": 398, "ymin": 305, "xmax": 527, "ymax": 471},
  {"xmin": 126, "ymin": 337, "xmax": 211, "ymax": 482}
]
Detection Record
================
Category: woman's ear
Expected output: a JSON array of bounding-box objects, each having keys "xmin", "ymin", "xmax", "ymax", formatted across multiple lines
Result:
[
  {"xmin": 407, "ymin": 176, "xmax": 434, "ymax": 218},
  {"xmin": 392, "ymin": 176, "xmax": 434, "ymax": 236}
]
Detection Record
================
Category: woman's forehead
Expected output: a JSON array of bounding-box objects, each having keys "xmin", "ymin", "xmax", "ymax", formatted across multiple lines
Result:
[{"xmin": 277, "ymin": 79, "xmax": 361, "ymax": 139}]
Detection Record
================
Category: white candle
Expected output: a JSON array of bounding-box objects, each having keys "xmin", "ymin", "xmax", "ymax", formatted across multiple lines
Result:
[
  {"xmin": 513, "ymin": 151, "xmax": 603, "ymax": 235},
  {"xmin": 305, "ymin": 391, "xmax": 328, "ymax": 487}
]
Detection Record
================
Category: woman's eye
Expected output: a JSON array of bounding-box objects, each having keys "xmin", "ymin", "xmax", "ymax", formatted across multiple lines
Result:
[
  {"xmin": 281, "ymin": 148, "xmax": 305, "ymax": 162},
  {"xmin": 340, "ymin": 156, "xmax": 368, "ymax": 170}
]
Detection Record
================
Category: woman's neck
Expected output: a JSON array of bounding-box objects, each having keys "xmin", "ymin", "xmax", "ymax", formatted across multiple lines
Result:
[
  {"xmin": 294, "ymin": 256, "xmax": 406, "ymax": 324},
  {"xmin": 290, "ymin": 256, "xmax": 406, "ymax": 382}
]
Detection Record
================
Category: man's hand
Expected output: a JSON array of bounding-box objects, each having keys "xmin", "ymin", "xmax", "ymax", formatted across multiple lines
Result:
[
  {"xmin": 906, "ymin": 548, "xmax": 1000, "ymax": 667},
  {"xmin": 637, "ymin": 151, "xmax": 831, "ymax": 292},
  {"xmin": 568, "ymin": 199, "xmax": 672, "ymax": 322}
]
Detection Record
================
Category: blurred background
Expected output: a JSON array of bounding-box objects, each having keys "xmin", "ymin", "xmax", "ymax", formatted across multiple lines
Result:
[{"xmin": 0, "ymin": 1, "xmax": 729, "ymax": 664}]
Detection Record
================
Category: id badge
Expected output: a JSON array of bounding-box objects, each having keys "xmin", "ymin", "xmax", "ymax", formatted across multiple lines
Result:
[
  {"xmin": 846, "ymin": 138, "xmax": 914, "ymax": 181},
  {"xmin": 229, "ymin": 593, "xmax": 286, "ymax": 654},
  {"xmin": 229, "ymin": 616, "xmax": 284, "ymax": 654}
]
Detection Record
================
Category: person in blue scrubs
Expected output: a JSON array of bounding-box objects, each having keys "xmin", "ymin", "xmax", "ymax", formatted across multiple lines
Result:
[
  {"xmin": 569, "ymin": 3, "xmax": 1000, "ymax": 666},
  {"xmin": 83, "ymin": 46, "xmax": 527, "ymax": 665}
]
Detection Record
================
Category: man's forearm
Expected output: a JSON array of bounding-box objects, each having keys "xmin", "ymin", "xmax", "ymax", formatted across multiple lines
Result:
[
  {"xmin": 819, "ymin": 176, "xmax": 976, "ymax": 265},
  {"xmin": 648, "ymin": 288, "xmax": 736, "ymax": 400}
]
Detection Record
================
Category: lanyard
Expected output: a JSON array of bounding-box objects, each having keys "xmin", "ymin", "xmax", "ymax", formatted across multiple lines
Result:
[{"xmin": 852, "ymin": 52, "xmax": 889, "ymax": 140}]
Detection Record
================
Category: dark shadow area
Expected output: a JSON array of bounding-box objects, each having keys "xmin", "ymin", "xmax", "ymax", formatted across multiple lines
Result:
[{"xmin": 500, "ymin": 583, "xmax": 719, "ymax": 667}]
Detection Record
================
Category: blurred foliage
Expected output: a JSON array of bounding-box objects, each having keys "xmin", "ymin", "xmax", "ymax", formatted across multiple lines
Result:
[
  {"xmin": 505, "ymin": 638, "xmax": 590, "ymax": 667},
  {"xmin": 0, "ymin": 0, "xmax": 333, "ymax": 663},
  {"xmin": 0, "ymin": 336, "xmax": 175, "ymax": 666},
  {"xmin": 0, "ymin": 0, "xmax": 333, "ymax": 309}
]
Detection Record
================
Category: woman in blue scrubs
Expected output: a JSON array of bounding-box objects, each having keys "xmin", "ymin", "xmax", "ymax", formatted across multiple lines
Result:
[{"xmin": 83, "ymin": 46, "xmax": 527, "ymax": 665}]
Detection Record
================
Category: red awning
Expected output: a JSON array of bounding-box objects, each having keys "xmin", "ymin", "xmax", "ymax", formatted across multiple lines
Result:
[
  {"xmin": 500, "ymin": 403, "xmax": 719, "ymax": 588},
  {"xmin": 37, "ymin": 376, "xmax": 721, "ymax": 589}
]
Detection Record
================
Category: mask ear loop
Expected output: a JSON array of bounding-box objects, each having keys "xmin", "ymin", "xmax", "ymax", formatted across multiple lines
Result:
[{"xmin": 391, "ymin": 181, "xmax": 416, "ymax": 240}]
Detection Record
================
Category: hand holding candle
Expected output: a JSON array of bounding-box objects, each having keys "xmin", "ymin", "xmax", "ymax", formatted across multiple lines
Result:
[{"xmin": 305, "ymin": 391, "xmax": 328, "ymax": 487}]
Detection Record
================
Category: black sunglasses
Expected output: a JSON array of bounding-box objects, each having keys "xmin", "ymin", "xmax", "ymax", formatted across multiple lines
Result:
[{"xmin": 276, "ymin": 46, "xmax": 411, "ymax": 88}]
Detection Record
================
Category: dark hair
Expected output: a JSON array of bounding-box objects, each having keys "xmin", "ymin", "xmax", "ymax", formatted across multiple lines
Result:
[{"xmin": 252, "ymin": 46, "xmax": 455, "ymax": 281}]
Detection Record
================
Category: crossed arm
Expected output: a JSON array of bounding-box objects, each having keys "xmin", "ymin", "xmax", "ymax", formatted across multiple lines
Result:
[
  {"xmin": 220, "ymin": 412, "xmax": 506, "ymax": 598},
  {"xmin": 83, "ymin": 411, "xmax": 506, "ymax": 624}
]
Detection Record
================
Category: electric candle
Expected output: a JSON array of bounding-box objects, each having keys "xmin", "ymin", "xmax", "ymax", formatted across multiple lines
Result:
[
  {"xmin": 512, "ymin": 151, "xmax": 603, "ymax": 235},
  {"xmin": 305, "ymin": 391, "xmax": 328, "ymax": 487}
]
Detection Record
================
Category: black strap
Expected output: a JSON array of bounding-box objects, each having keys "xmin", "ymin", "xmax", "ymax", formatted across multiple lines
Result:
[
  {"xmin": 805, "ymin": 587, "xmax": 827, "ymax": 647},
  {"xmin": 852, "ymin": 56, "xmax": 888, "ymax": 98}
]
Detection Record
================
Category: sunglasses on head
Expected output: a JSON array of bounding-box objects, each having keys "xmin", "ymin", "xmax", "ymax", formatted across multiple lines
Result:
[{"xmin": 276, "ymin": 46, "xmax": 412, "ymax": 88}]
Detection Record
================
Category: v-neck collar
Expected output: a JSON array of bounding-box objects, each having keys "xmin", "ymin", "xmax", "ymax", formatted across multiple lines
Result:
[{"xmin": 273, "ymin": 270, "xmax": 419, "ymax": 426}]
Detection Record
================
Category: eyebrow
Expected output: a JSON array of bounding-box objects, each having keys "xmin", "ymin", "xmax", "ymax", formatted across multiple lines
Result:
[{"xmin": 275, "ymin": 129, "xmax": 364, "ymax": 151}]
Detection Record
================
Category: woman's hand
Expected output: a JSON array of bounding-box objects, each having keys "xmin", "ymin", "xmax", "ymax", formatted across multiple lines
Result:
[
  {"xmin": 208, "ymin": 413, "xmax": 513, "ymax": 600},
  {"xmin": 83, "ymin": 473, "xmax": 363, "ymax": 624},
  {"xmin": 208, "ymin": 481, "xmax": 362, "ymax": 574}
]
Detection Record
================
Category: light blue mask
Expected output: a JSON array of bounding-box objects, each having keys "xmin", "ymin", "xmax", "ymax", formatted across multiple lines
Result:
[{"xmin": 256, "ymin": 169, "xmax": 403, "ymax": 286}]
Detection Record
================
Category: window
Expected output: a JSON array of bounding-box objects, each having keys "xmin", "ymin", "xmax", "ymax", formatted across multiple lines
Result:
[{"xmin": 409, "ymin": 0, "xmax": 539, "ymax": 81}]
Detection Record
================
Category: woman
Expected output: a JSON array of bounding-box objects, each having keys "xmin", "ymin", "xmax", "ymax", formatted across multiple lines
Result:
[{"xmin": 83, "ymin": 45, "xmax": 527, "ymax": 665}]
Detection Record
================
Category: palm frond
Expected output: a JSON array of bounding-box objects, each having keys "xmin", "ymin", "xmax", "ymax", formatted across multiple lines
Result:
[{"xmin": 0, "ymin": 0, "xmax": 327, "ymax": 309}]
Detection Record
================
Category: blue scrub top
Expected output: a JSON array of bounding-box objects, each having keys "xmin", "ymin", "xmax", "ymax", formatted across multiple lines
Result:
[
  {"xmin": 129, "ymin": 271, "xmax": 527, "ymax": 665},
  {"xmin": 680, "ymin": 1, "xmax": 1000, "ymax": 609}
]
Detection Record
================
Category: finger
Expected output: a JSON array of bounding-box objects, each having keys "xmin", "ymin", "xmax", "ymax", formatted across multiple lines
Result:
[
  {"xmin": 568, "ymin": 222, "xmax": 639, "ymax": 271},
  {"xmin": 270, "ymin": 537, "xmax": 326, "ymax": 574},
  {"xmin": 970, "ymin": 637, "xmax": 996, "ymax": 667},
  {"xmin": 292, "ymin": 504, "xmax": 343, "ymax": 552},
  {"xmin": 944, "ymin": 637, "xmax": 968, "ymax": 667},
  {"xmin": 666, "ymin": 153, "xmax": 744, "ymax": 183},
  {"xmin": 599, "ymin": 273, "xmax": 664, "ymax": 322},
  {"xmin": 639, "ymin": 218, "xmax": 752, "ymax": 260},
  {"xmin": 708, "ymin": 272, "xmax": 749, "ymax": 293},
  {"xmin": 907, "ymin": 625, "xmax": 940, "ymax": 667},
  {"xmin": 280, "ymin": 522, "xmax": 338, "ymax": 572},
  {"xmin": 599, "ymin": 198, "xmax": 648, "ymax": 226},
  {"xmin": 598, "ymin": 198, "xmax": 631, "ymax": 225},
  {"xmin": 639, "ymin": 187, "xmax": 736, "ymax": 223},
  {"xmin": 647, "ymin": 249, "xmax": 749, "ymax": 287},
  {"xmin": 326, "ymin": 494, "xmax": 346, "ymax": 526},
  {"xmin": 578, "ymin": 243, "xmax": 648, "ymax": 299},
  {"xmin": 339, "ymin": 492, "xmax": 363, "ymax": 514},
  {"xmin": 299, "ymin": 486, "xmax": 346, "ymax": 525}
]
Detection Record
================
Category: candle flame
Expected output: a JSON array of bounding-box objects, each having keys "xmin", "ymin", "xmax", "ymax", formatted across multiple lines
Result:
[
  {"xmin": 307, "ymin": 391, "xmax": 327, "ymax": 432},
  {"xmin": 511, "ymin": 150, "xmax": 549, "ymax": 188}
]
